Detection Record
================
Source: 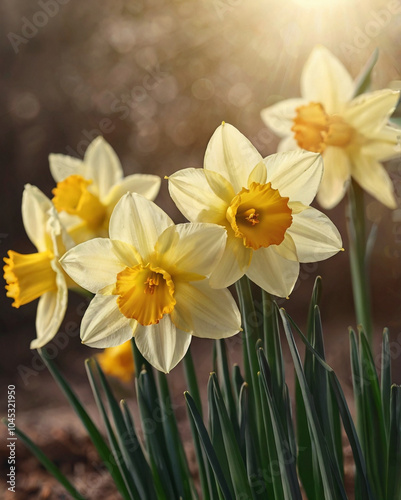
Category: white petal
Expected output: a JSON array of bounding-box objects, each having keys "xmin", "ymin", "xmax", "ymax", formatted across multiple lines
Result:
[
  {"xmin": 22, "ymin": 185, "xmax": 53, "ymax": 252},
  {"xmin": 60, "ymin": 238, "xmax": 140, "ymax": 293},
  {"xmin": 264, "ymin": 150, "xmax": 323, "ymax": 205},
  {"xmin": 81, "ymin": 294, "xmax": 135, "ymax": 348},
  {"xmin": 31, "ymin": 266, "xmax": 68, "ymax": 349},
  {"xmin": 209, "ymin": 234, "xmax": 252, "ymax": 288},
  {"xmin": 156, "ymin": 223, "xmax": 227, "ymax": 277},
  {"xmin": 59, "ymin": 216, "xmax": 98, "ymax": 245},
  {"xmin": 46, "ymin": 204, "xmax": 75, "ymax": 256},
  {"xmin": 104, "ymin": 174, "xmax": 161, "ymax": 208},
  {"xmin": 109, "ymin": 193, "xmax": 173, "ymax": 260},
  {"xmin": 360, "ymin": 126, "xmax": 401, "ymax": 161},
  {"xmin": 301, "ymin": 45, "xmax": 354, "ymax": 114},
  {"xmin": 246, "ymin": 246, "xmax": 300, "ymax": 297},
  {"xmin": 172, "ymin": 280, "xmax": 241, "ymax": 338},
  {"xmin": 260, "ymin": 98, "xmax": 306, "ymax": 138},
  {"xmin": 49, "ymin": 154, "xmax": 82, "ymax": 183},
  {"xmin": 204, "ymin": 123, "xmax": 263, "ymax": 193},
  {"xmin": 204, "ymin": 169, "xmax": 236, "ymax": 204},
  {"xmin": 317, "ymin": 146, "xmax": 351, "ymax": 209},
  {"xmin": 168, "ymin": 168, "xmax": 230, "ymax": 223},
  {"xmin": 134, "ymin": 316, "xmax": 192, "ymax": 373},
  {"xmin": 352, "ymin": 155, "xmax": 397, "ymax": 209},
  {"xmin": 247, "ymin": 161, "xmax": 267, "ymax": 185},
  {"xmin": 84, "ymin": 137, "xmax": 123, "ymax": 200},
  {"xmin": 288, "ymin": 208, "xmax": 343, "ymax": 262},
  {"xmin": 273, "ymin": 232, "xmax": 298, "ymax": 261},
  {"xmin": 277, "ymin": 135, "xmax": 299, "ymax": 152},
  {"xmin": 344, "ymin": 89, "xmax": 400, "ymax": 136}
]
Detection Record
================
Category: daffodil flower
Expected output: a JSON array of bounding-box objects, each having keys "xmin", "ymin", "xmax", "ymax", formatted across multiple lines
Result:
[
  {"xmin": 97, "ymin": 341, "xmax": 135, "ymax": 383},
  {"xmin": 168, "ymin": 123, "xmax": 342, "ymax": 297},
  {"xmin": 261, "ymin": 45, "xmax": 400, "ymax": 209},
  {"xmin": 50, "ymin": 137, "xmax": 161, "ymax": 243},
  {"xmin": 3, "ymin": 185, "xmax": 74, "ymax": 349},
  {"xmin": 60, "ymin": 193, "xmax": 241, "ymax": 373}
]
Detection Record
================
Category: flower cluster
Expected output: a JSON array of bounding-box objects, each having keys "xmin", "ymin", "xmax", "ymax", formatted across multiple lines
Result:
[{"xmin": 4, "ymin": 46, "xmax": 399, "ymax": 373}]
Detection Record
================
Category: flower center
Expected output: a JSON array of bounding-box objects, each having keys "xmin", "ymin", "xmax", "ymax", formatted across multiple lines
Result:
[
  {"xmin": 226, "ymin": 182, "xmax": 292, "ymax": 250},
  {"xmin": 113, "ymin": 264, "xmax": 176, "ymax": 326},
  {"xmin": 52, "ymin": 175, "xmax": 107, "ymax": 229},
  {"xmin": 3, "ymin": 250, "xmax": 57, "ymax": 308},
  {"xmin": 292, "ymin": 102, "xmax": 354, "ymax": 153}
]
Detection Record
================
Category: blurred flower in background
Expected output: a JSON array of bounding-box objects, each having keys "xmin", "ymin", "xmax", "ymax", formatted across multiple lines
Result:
[
  {"xmin": 261, "ymin": 46, "xmax": 400, "ymax": 209},
  {"xmin": 3, "ymin": 184, "xmax": 75, "ymax": 349},
  {"xmin": 97, "ymin": 340, "xmax": 135, "ymax": 383},
  {"xmin": 50, "ymin": 136, "xmax": 161, "ymax": 243}
]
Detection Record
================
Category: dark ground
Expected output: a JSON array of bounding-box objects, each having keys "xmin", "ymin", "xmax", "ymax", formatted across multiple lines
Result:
[{"xmin": 1, "ymin": 0, "xmax": 401, "ymax": 498}]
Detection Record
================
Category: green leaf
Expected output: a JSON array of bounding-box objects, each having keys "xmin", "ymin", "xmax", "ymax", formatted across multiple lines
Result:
[
  {"xmin": 387, "ymin": 385, "xmax": 401, "ymax": 500},
  {"xmin": 235, "ymin": 276, "xmax": 264, "ymax": 463},
  {"xmin": 215, "ymin": 339, "xmax": 240, "ymax": 442},
  {"xmin": 359, "ymin": 332, "xmax": 387, "ymax": 499},
  {"xmin": 312, "ymin": 306, "xmax": 344, "ymax": 476},
  {"xmin": 93, "ymin": 358, "xmax": 157, "ymax": 500},
  {"xmin": 232, "ymin": 364, "xmax": 245, "ymax": 407},
  {"xmin": 239, "ymin": 382, "xmax": 269, "ymax": 500},
  {"xmin": 120, "ymin": 400, "xmax": 156, "ymax": 499},
  {"xmin": 296, "ymin": 376, "xmax": 319, "ymax": 500},
  {"xmin": 208, "ymin": 373, "xmax": 235, "ymax": 497},
  {"xmin": 307, "ymin": 276, "xmax": 322, "ymax": 336},
  {"xmin": 350, "ymin": 329, "xmax": 365, "ymax": 447},
  {"xmin": 280, "ymin": 311, "xmax": 347, "ymax": 500},
  {"xmin": 238, "ymin": 382, "xmax": 248, "ymax": 464},
  {"xmin": 258, "ymin": 348, "xmax": 302, "ymax": 500},
  {"xmin": 85, "ymin": 359, "xmax": 140, "ymax": 500},
  {"xmin": 381, "ymin": 329, "xmax": 391, "ymax": 436},
  {"xmin": 257, "ymin": 374, "xmax": 285, "ymax": 500},
  {"xmin": 288, "ymin": 316, "xmax": 375, "ymax": 500},
  {"xmin": 185, "ymin": 392, "xmax": 234, "ymax": 500},
  {"xmin": 352, "ymin": 48, "xmax": 379, "ymax": 97},
  {"xmin": 157, "ymin": 370, "xmax": 197, "ymax": 500},
  {"xmin": 183, "ymin": 348, "xmax": 213, "ymax": 499},
  {"xmin": 2, "ymin": 419, "xmax": 85, "ymax": 499},
  {"xmin": 37, "ymin": 348, "xmax": 130, "ymax": 500},
  {"xmin": 136, "ymin": 369, "xmax": 177, "ymax": 500},
  {"xmin": 211, "ymin": 374, "xmax": 253, "ymax": 500},
  {"xmin": 183, "ymin": 347, "xmax": 203, "ymax": 417},
  {"xmin": 131, "ymin": 339, "xmax": 175, "ymax": 497},
  {"xmin": 262, "ymin": 290, "xmax": 285, "ymax": 402}
]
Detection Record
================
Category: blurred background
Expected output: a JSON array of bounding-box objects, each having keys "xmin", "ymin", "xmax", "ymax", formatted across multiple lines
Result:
[{"xmin": 1, "ymin": 0, "xmax": 401, "ymax": 496}]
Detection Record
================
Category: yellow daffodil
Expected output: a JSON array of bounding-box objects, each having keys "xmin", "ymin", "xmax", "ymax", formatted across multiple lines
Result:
[
  {"xmin": 3, "ymin": 185, "xmax": 74, "ymax": 349},
  {"xmin": 50, "ymin": 137, "xmax": 161, "ymax": 243},
  {"xmin": 261, "ymin": 45, "xmax": 400, "ymax": 209},
  {"xmin": 97, "ymin": 341, "xmax": 135, "ymax": 382},
  {"xmin": 60, "ymin": 193, "xmax": 241, "ymax": 373},
  {"xmin": 168, "ymin": 123, "xmax": 342, "ymax": 297}
]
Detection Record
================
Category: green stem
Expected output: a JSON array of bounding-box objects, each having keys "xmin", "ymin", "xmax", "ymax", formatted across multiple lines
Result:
[
  {"xmin": 346, "ymin": 180, "xmax": 373, "ymax": 344},
  {"xmin": 235, "ymin": 276, "xmax": 264, "ymax": 460}
]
